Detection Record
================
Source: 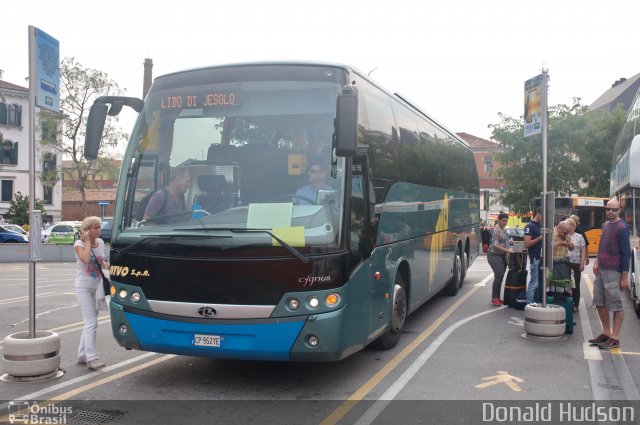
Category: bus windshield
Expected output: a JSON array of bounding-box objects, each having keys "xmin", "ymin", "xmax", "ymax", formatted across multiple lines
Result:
[{"xmin": 118, "ymin": 65, "xmax": 347, "ymax": 254}]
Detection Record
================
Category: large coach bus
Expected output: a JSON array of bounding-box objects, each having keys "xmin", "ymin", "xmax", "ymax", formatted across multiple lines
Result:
[
  {"xmin": 610, "ymin": 88, "xmax": 640, "ymax": 318},
  {"xmin": 84, "ymin": 62, "xmax": 480, "ymax": 361}
]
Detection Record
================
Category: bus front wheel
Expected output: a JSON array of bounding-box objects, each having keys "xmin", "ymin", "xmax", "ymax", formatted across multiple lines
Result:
[{"xmin": 373, "ymin": 274, "xmax": 407, "ymax": 350}]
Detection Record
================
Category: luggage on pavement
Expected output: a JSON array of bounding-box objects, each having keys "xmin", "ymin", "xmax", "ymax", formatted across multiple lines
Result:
[{"xmin": 504, "ymin": 251, "xmax": 528, "ymax": 309}]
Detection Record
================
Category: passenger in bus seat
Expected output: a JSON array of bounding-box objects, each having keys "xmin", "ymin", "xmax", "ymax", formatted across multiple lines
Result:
[
  {"xmin": 192, "ymin": 174, "xmax": 231, "ymax": 217},
  {"xmin": 294, "ymin": 163, "xmax": 332, "ymax": 205},
  {"xmin": 144, "ymin": 167, "xmax": 191, "ymax": 224}
]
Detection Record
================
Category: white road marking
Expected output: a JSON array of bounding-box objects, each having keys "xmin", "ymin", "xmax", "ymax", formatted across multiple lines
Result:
[{"xmin": 353, "ymin": 304, "xmax": 505, "ymax": 425}]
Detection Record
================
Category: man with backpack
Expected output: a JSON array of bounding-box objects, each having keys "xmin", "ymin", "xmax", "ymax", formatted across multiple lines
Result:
[
  {"xmin": 524, "ymin": 208, "xmax": 543, "ymax": 304},
  {"xmin": 142, "ymin": 167, "xmax": 191, "ymax": 224}
]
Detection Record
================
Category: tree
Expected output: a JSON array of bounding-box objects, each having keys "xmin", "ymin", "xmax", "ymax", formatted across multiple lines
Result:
[
  {"xmin": 489, "ymin": 99, "xmax": 587, "ymax": 213},
  {"xmin": 489, "ymin": 98, "xmax": 624, "ymax": 213},
  {"xmin": 39, "ymin": 57, "xmax": 128, "ymax": 217},
  {"xmin": 580, "ymin": 105, "xmax": 627, "ymax": 197},
  {"xmin": 7, "ymin": 192, "xmax": 46, "ymax": 226}
]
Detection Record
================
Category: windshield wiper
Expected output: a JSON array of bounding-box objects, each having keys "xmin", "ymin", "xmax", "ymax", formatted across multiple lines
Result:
[
  {"xmin": 185, "ymin": 227, "xmax": 311, "ymax": 264},
  {"xmin": 111, "ymin": 233, "xmax": 221, "ymax": 261},
  {"xmin": 110, "ymin": 235, "xmax": 174, "ymax": 261}
]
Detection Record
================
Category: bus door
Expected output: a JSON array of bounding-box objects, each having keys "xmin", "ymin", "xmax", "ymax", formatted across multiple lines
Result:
[
  {"xmin": 349, "ymin": 154, "xmax": 371, "ymax": 267},
  {"xmin": 350, "ymin": 152, "xmax": 389, "ymax": 336}
]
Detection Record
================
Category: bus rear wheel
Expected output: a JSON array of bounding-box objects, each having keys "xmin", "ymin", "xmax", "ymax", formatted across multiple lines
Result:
[
  {"xmin": 373, "ymin": 274, "xmax": 407, "ymax": 350},
  {"xmin": 444, "ymin": 251, "xmax": 462, "ymax": 296}
]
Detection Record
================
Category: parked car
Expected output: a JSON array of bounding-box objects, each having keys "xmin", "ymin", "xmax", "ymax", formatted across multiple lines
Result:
[
  {"xmin": 48, "ymin": 223, "xmax": 78, "ymax": 245},
  {"xmin": 41, "ymin": 226, "xmax": 53, "ymax": 243},
  {"xmin": 506, "ymin": 227, "xmax": 525, "ymax": 242},
  {"xmin": 100, "ymin": 217, "xmax": 113, "ymax": 243},
  {"xmin": 3, "ymin": 224, "xmax": 29, "ymax": 240},
  {"xmin": 0, "ymin": 225, "xmax": 29, "ymax": 243}
]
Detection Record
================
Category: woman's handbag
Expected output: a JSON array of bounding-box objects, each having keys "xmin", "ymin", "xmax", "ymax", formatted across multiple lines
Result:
[{"xmin": 91, "ymin": 249, "xmax": 111, "ymax": 295}]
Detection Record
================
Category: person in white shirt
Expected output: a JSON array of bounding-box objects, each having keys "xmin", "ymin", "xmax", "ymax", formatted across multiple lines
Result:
[{"xmin": 74, "ymin": 216, "xmax": 109, "ymax": 370}]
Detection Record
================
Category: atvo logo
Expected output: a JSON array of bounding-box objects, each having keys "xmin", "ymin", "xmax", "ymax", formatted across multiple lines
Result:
[{"xmin": 110, "ymin": 265, "xmax": 130, "ymax": 276}]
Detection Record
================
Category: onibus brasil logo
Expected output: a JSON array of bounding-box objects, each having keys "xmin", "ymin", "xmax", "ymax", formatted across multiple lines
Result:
[{"xmin": 7, "ymin": 401, "xmax": 72, "ymax": 424}]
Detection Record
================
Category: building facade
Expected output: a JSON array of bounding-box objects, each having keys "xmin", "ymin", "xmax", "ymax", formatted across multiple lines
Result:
[
  {"xmin": 457, "ymin": 132, "xmax": 508, "ymax": 218},
  {"xmin": 0, "ymin": 80, "xmax": 62, "ymax": 224}
]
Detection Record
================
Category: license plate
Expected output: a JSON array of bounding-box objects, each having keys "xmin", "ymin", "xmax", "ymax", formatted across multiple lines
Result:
[{"xmin": 193, "ymin": 334, "xmax": 221, "ymax": 347}]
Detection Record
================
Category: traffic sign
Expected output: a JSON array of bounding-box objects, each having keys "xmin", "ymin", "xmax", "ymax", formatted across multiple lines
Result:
[{"xmin": 97, "ymin": 201, "xmax": 110, "ymax": 206}]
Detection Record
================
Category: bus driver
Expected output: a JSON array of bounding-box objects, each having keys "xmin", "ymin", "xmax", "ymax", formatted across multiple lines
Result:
[{"xmin": 294, "ymin": 164, "xmax": 332, "ymax": 205}]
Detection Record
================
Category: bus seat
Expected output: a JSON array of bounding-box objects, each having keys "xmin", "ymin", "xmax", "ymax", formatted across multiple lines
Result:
[
  {"xmin": 194, "ymin": 174, "xmax": 232, "ymax": 213},
  {"xmin": 207, "ymin": 144, "xmax": 236, "ymax": 161}
]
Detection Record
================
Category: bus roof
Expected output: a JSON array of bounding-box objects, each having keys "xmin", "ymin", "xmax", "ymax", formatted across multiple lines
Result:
[{"xmin": 152, "ymin": 61, "xmax": 472, "ymax": 152}]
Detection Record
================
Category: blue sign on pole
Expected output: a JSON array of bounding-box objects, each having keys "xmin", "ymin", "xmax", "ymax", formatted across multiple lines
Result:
[
  {"xmin": 35, "ymin": 28, "xmax": 60, "ymax": 112},
  {"xmin": 97, "ymin": 201, "xmax": 110, "ymax": 206}
]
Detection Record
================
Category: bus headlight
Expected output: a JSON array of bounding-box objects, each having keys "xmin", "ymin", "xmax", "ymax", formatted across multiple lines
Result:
[
  {"xmin": 118, "ymin": 289, "xmax": 128, "ymax": 299},
  {"xmin": 131, "ymin": 292, "xmax": 141, "ymax": 303},
  {"xmin": 308, "ymin": 335, "xmax": 319, "ymax": 346},
  {"xmin": 288, "ymin": 298, "xmax": 300, "ymax": 311},
  {"xmin": 308, "ymin": 297, "xmax": 319, "ymax": 309},
  {"xmin": 110, "ymin": 286, "xmax": 116, "ymax": 297},
  {"xmin": 325, "ymin": 293, "xmax": 340, "ymax": 307}
]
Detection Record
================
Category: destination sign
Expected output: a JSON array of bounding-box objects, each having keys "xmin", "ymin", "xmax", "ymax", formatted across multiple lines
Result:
[{"xmin": 160, "ymin": 92, "xmax": 238, "ymax": 110}]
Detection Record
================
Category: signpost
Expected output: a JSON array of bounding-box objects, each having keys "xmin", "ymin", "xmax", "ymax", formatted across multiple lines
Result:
[
  {"xmin": 98, "ymin": 201, "xmax": 110, "ymax": 218},
  {"xmin": 28, "ymin": 26, "xmax": 60, "ymax": 337}
]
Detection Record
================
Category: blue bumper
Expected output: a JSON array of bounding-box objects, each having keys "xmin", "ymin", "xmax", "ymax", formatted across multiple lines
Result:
[{"xmin": 119, "ymin": 308, "xmax": 307, "ymax": 361}]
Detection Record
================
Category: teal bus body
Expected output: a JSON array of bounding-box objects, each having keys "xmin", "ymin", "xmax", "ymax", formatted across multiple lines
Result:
[
  {"xmin": 610, "ymin": 89, "xmax": 640, "ymax": 317},
  {"xmin": 97, "ymin": 62, "xmax": 480, "ymax": 361}
]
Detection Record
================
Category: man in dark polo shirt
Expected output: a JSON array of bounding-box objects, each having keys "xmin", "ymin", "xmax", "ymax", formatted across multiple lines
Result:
[
  {"xmin": 524, "ymin": 208, "xmax": 543, "ymax": 303},
  {"xmin": 588, "ymin": 198, "xmax": 631, "ymax": 349}
]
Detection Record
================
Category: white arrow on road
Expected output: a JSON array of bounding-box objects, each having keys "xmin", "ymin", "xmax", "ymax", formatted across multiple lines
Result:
[{"xmin": 508, "ymin": 316, "xmax": 524, "ymax": 326}]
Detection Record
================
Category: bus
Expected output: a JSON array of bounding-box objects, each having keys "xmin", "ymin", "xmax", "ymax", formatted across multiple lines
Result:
[
  {"xmin": 533, "ymin": 196, "xmax": 608, "ymax": 255},
  {"xmin": 610, "ymin": 88, "xmax": 640, "ymax": 318},
  {"xmin": 84, "ymin": 62, "xmax": 480, "ymax": 361}
]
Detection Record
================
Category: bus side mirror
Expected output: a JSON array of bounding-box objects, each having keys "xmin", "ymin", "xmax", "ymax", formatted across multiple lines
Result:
[
  {"xmin": 335, "ymin": 86, "xmax": 358, "ymax": 157},
  {"xmin": 84, "ymin": 96, "xmax": 145, "ymax": 160},
  {"xmin": 84, "ymin": 103, "xmax": 108, "ymax": 160}
]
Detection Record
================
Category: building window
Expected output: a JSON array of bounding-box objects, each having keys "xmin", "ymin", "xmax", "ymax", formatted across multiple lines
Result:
[
  {"xmin": 8, "ymin": 104, "xmax": 22, "ymax": 126},
  {"xmin": 484, "ymin": 156, "xmax": 493, "ymax": 173},
  {"xmin": 43, "ymin": 185, "xmax": 53, "ymax": 205},
  {"xmin": 42, "ymin": 153, "xmax": 57, "ymax": 205},
  {"xmin": 1, "ymin": 180, "xmax": 14, "ymax": 202},
  {"xmin": 41, "ymin": 118, "xmax": 58, "ymax": 143},
  {"xmin": 1, "ymin": 140, "xmax": 18, "ymax": 165},
  {"xmin": 0, "ymin": 102, "xmax": 7, "ymax": 125}
]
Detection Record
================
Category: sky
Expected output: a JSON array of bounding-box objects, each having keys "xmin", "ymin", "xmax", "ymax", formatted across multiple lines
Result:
[{"xmin": 2, "ymin": 0, "xmax": 639, "ymax": 142}]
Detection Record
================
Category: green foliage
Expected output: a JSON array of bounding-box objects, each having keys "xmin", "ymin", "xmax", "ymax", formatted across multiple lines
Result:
[
  {"xmin": 39, "ymin": 57, "xmax": 128, "ymax": 216},
  {"xmin": 7, "ymin": 192, "xmax": 46, "ymax": 226},
  {"xmin": 489, "ymin": 98, "xmax": 625, "ymax": 212},
  {"xmin": 580, "ymin": 105, "xmax": 627, "ymax": 196}
]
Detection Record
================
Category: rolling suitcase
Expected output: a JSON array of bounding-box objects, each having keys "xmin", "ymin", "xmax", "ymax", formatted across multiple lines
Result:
[
  {"xmin": 504, "ymin": 251, "xmax": 528, "ymax": 308},
  {"xmin": 547, "ymin": 259, "xmax": 574, "ymax": 334},
  {"xmin": 547, "ymin": 291, "xmax": 574, "ymax": 334}
]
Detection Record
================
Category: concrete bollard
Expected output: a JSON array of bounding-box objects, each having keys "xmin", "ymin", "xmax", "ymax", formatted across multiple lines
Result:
[
  {"xmin": 523, "ymin": 304, "xmax": 566, "ymax": 338},
  {"xmin": 1, "ymin": 331, "xmax": 63, "ymax": 381}
]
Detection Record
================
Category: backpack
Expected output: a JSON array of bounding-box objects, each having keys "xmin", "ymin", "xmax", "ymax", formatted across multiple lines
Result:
[{"xmin": 136, "ymin": 188, "xmax": 169, "ymax": 221}]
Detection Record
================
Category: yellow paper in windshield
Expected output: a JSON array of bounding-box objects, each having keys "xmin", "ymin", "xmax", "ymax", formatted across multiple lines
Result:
[
  {"xmin": 247, "ymin": 203, "xmax": 293, "ymax": 229},
  {"xmin": 272, "ymin": 226, "xmax": 305, "ymax": 247}
]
